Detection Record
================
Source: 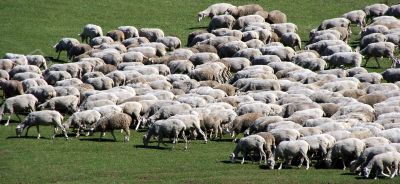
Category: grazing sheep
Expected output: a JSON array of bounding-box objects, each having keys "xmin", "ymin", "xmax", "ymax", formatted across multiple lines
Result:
[
  {"xmin": 207, "ymin": 15, "xmax": 235, "ymax": 32},
  {"xmin": 270, "ymin": 128, "xmax": 301, "ymax": 145},
  {"xmin": 321, "ymin": 52, "xmax": 362, "ymax": 68},
  {"xmin": 26, "ymin": 55, "xmax": 47, "ymax": 69},
  {"xmin": 139, "ymin": 28, "xmax": 164, "ymax": 42},
  {"xmin": 197, "ymin": 3, "xmax": 236, "ymax": 21},
  {"xmin": 226, "ymin": 4, "xmax": 263, "ymax": 18},
  {"xmin": 233, "ymin": 15, "xmax": 265, "ymax": 30},
  {"xmin": 0, "ymin": 94, "xmax": 37, "ymax": 126},
  {"xmin": 84, "ymin": 77, "xmax": 114, "ymax": 90},
  {"xmin": 363, "ymin": 151, "xmax": 400, "ymax": 179},
  {"xmin": 359, "ymin": 33, "xmax": 387, "ymax": 49},
  {"xmin": 63, "ymin": 110, "xmax": 101, "ymax": 137},
  {"xmin": 269, "ymin": 140, "xmax": 310, "ymax": 170},
  {"xmin": 266, "ymin": 10, "xmax": 287, "ymax": 24},
  {"xmin": 38, "ymin": 95, "xmax": 79, "ymax": 113},
  {"xmin": 79, "ymin": 24, "xmax": 103, "ymax": 43},
  {"xmin": 327, "ymin": 138, "xmax": 366, "ymax": 170},
  {"xmin": 53, "ymin": 38, "xmax": 80, "ymax": 60},
  {"xmin": 25, "ymin": 85, "xmax": 56, "ymax": 103},
  {"xmin": 16, "ymin": 110, "xmax": 67, "ymax": 139},
  {"xmin": 156, "ymin": 36, "xmax": 181, "ymax": 51},
  {"xmin": 117, "ymin": 26, "xmax": 139, "ymax": 39},
  {"xmin": 378, "ymin": 128, "xmax": 400, "ymax": 143},
  {"xmin": 343, "ymin": 10, "xmax": 366, "ymax": 27},
  {"xmin": 359, "ymin": 42, "xmax": 399, "ymax": 68},
  {"xmin": 0, "ymin": 80, "xmax": 24, "ymax": 98},
  {"xmin": 143, "ymin": 119, "xmax": 187, "ymax": 149},
  {"xmin": 260, "ymin": 46, "xmax": 295, "ymax": 61},
  {"xmin": 169, "ymin": 114, "xmax": 207, "ymax": 143},
  {"xmin": 106, "ymin": 30, "xmax": 125, "ymax": 42},
  {"xmin": 229, "ymin": 113, "xmax": 263, "ymax": 141},
  {"xmin": 54, "ymin": 86, "xmax": 80, "ymax": 98},
  {"xmin": 89, "ymin": 113, "xmax": 132, "ymax": 142},
  {"xmin": 364, "ymin": 4, "xmax": 389, "ymax": 22},
  {"xmin": 270, "ymin": 23, "xmax": 298, "ymax": 37},
  {"xmin": 382, "ymin": 68, "xmax": 400, "ymax": 83},
  {"xmin": 281, "ymin": 32, "xmax": 302, "ymax": 50},
  {"xmin": 230, "ymin": 135, "xmax": 267, "ymax": 165},
  {"xmin": 350, "ymin": 145, "xmax": 397, "ymax": 174},
  {"xmin": 67, "ymin": 43, "xmax": 92, "ymax": 60}
]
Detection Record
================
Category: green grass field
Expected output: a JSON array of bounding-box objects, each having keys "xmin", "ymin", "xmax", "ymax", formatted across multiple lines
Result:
[{"xmin": 1, "ymin": 0, "xmax": 400, "ymax": 183}]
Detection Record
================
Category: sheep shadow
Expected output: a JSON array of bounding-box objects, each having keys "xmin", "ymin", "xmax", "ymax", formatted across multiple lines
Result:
[
  {"xmin": 79, "ymin": 138, "xmax": 117, "ymax": 142},
  {"xmin": 188, "ymin": 26, "xmax": 208, "ymax": 30},
  {"xmin": 135, "ymin": 145, "xmax": 168, "ymax": 150},
  {"xmin": 6, "ymin": 136, "xmax": 51, "ymax": 140},
  {"xmin": 45, "ymin": 56, "xmax": 68, "ymax": 63},
  {"xmin": 212, "ymin": 138, "xmax": 235, "ymax": 143}
]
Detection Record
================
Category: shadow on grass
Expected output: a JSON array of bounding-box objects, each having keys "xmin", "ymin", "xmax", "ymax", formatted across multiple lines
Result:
[
  {"xmin": 79, "ymin": 138, "xmax": 117, "ymax": 142},
  {"xmin": 341, "ymin": 172, "xmax": 358, "ymax": 176},
  {"xmin": 45, "ymin": 56, "xmax": 68, "ymax": 63},
  {"xmin": 212, "ymin": 138, "xmax": 234, "ymax": 143},
  {"xmin": 6, "ymin": 136, "xmax": 51, "ymax": 140},
  {"xmin": 135, "ymin": 145, "xmax": 168, "ymax": 150},
  {"xmin": 187, "ymin": 26, "xmax": 208, "ymax": 30}
]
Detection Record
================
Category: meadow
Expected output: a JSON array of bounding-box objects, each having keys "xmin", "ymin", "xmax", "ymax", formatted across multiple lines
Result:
[{"xmin": 1, "ymin": 0, "xmax": 400, "ymax": 183}]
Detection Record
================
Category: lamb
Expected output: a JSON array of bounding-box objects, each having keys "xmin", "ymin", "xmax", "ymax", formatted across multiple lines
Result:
[
  {"xmin": 207, "ymin": 15, "xmax": 235, "ymax": 32},
  {"xmin": 53, "ymin": 38, "xmax": 80, "ymax": 60},
  {"xmin": 197, "ymin": 3, "xmax": 236, "ymax": 21},
  {"xmin": 358, "ymin": 42, "xmax": 399, "ymax": 68},
  {"xmin": 0, "ymin": 80, "xmax": 24, "ymax": 98},
  {"xmin": 63, "ymin": 110, "xmax": 101, "ymax": 137},
  {"xmin": 230, "ymin": 134, "xmax": 267, "ymax": 165},
  {"xmin": 0, "ymin": 94, "xmax": 38, "ymax": 126},
  {"xmin": 143, "ymin": 119, "xmax": 187, "ymax": 150},
  {"xmin": 15, "ymin": 110, "xmax": 67, "ymax": 139},
  {"xmin": 326, "ymin": 138, "xmax": 366, "ymax": 170},
  {"xmin": 266, "ymin": 10, "xmax": 287, "ymax": 24},
  {"xmin": 89, "ymin": 113, "xmax": 132, "ymax": 142},
  {"xmin": 138, "ymin": 28, "xmax": 164, "ymax": 42},
  {"xmin": 38, "ymin": 95, "xmax": 80, "ymax": 113},
  {"xmin": 321, "ymin": 52, "xmax": 362, "ymax": 68},
  {"xmin": 268, "ymin": 140, "xmax": 310, "ymax": 170},
  {"xmin": 79, "ymin": 24, "xmax": 103, "ymax": 43},
  {"xmin": 363, "ymin": 151, "xmax": 400, "ymax": 179}
]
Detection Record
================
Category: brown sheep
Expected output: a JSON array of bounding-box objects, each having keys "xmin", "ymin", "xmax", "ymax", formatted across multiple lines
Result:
[
  {"xmin": 214, "ymin": 83, "xmax": 237, "ymax": 96},
  {"xmin": 0, "ymin": 79, "xmax": 24, "ymax": 98},
  {"xmin": 106, "ymin": 30, "xmax": 125, "ymax": 42},
  {"xmin": 192, "ymin": 44, "xmax": 218, "ymax": 53},
  {"xmin": 89, "ymin": 113, "xmax": 132, "ymax": 142},
  {"xmin": 266, "ymin": 10, "xmax": 287, "ymax": 24},
  {"xmin": 94, "ymin": 64, "xmax": 117, "ymax": 74},
  {"xmin": 320, "ymin": 103, "xmax": 339, "ymax": 117},
  {"xmin": 255, "ymin": 10, "xmax": 269, "ymax": 20},
  {"xmin": 256, "ymin": 132, "xmax": 276, "ymax": 159},
  {"xmin": 340, "ymin": 89, "xmax": 366, "ymax": 99},
  {"xmin": 67, "ymin": 44, "xmax": 92, "ymax": 60},
  {"xmin": 230, "ymin": 113, "xmax": 263, "ymax": 141},
  {"xmin": 357, "ymin": 93, "xmax": 387, "ymax": 106}
]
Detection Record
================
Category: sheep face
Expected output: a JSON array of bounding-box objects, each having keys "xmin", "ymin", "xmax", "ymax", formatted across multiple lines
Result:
[
  {"xmin": 267, "ymin": 159, "xmax": 275, "ymax": 169},
  {"xmin": 363, "ymin": 167, "xmax": 371, "ymax": 178},
  {"xmin": 15, "ymin": 124, "xmax": 24, "ymax": 137},
  {"xmin": 229, "ymin": 153, "xmax": 236, "ymax": 163},
  {"xmin": 143, "ymin": 134, "xmax": 150, "ymax": 147}
]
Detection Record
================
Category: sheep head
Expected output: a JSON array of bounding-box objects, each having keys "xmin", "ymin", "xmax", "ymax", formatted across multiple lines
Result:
[{"xmin": 229, "ymin": 153, "xmax": 236, "ymax": 163}]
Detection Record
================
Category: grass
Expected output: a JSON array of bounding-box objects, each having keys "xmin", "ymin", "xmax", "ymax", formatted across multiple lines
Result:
[{"xmin": 1, "ymin": 0, "xmax": 400, "ymax": 183}]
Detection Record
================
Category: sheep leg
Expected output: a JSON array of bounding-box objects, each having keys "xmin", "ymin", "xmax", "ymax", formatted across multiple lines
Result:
[
  {"xmin": 5, "ymin": 114, "xmax": 11, "ymax": 126},
  {"xmin": 181, "ymin": 132, "xmax": 188, "ymax": 150},
  {"xmin": 197, "ymin": 128, "xmax": 207, "ymax": 143},
  {"xmin": 135, "ymin": 121, "xmax": 141, "ymax": 131},
  {"xmin": 304, "ymin": 154, "xmax": 310, "ymax": 170},
  {"xmin": 124, "ymin": 128, "xmax": 130, "ymax": 142},
  {"xmin": 37, "ymin": 126, "xmax": 41, "ymax": 139},
  {"xmin": 363, "ymin": 57, "xmax": 370, "ymax": 67},
  {"xmin": 241, "ymin": 152, "xmax": 247, "ymax": 164},
  {"xmin": 172, "ymin": 136, "xmax": 177, "ymax": 150},
  {"xmin": 342, "ymin": 159, "xmax": 347, "ymax": 170},
  {"xmin": 110, "ymin": 130, "xmax": 117, "ymax": 142},
  {"xmin": 374, "ymin": 57, "xmax": 381, "ymax": 69},
  {"xmin": 278, "ymin": 162, "xmax": 283, "ymax": 170},
  {"xmin": 99, "ymin": 132, "xmax": 105, "ymax": 141},
  {"xmin": 298, "ymin": 157, "xmax": 304, "ymax": 168},
  {"xmin": 259, "ymin": 147, "xmax": 267, "ymax": 165},
  {"xmin": 25, "ymin": 126, "xmax": 32, "ymax": 137},
  {"xmin": 75, "ymin": 127, "xmax": 80, "ymax": 138},
  {"xmin": 16, "ymin": 114, "xmax": 21, "ymax": 122},
  {"xmin": 56, "ymin": 51, "xmax": 61, "ymax": 60},
  {"xmin": 390, "ymin": 164, "xmax": 398, "ymax": 178}
]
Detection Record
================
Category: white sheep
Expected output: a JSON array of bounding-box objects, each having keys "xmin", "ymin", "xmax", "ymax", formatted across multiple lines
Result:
[
  {"xmin": 16, "ymin": 110, "xmax": 67, "ymax": 139},
  {"xmin": 197, "ymin": 3, "xmax": 236, "ymax": 21},
  {"xmin": 269, "ymin": 140, "xmax": 311, "ymax": 170},
  {"xmin": 363, "ymin": 151, "xmax": 400, "ymax": 179},
  {"xmin": 63, "ymin": 110, "xmax": 101, "ymax": 137},
  {"xmin": 230, "ymin": 134, "xmax": 267, "ymax": 165},
  {"xmin": 0, "ymin": 94, "xmax": 38, "ymax": 126},
  {"xmin": 79, "ymin": 24, "xmax": 103, "ymax": 43},
  {"xmin": 143, "ymin": 119, "xmax": 187, "ymax": 150},
  {"xmin": 89, "ymin": 113, "xmax": 132, "ymax": 142}
]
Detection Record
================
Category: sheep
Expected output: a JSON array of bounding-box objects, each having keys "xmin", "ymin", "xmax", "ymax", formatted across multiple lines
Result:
[
  {"xmin": 364, "ymin": 4, "xmax": 390, "ymax": 23},
  {"xmin": 9, "ymin": 66, "xmax": 42, "ymax": 79},
  {"xmin": 280, "ymin": 32, "xmax": 301, "ymax": 50},
  {"xmin": 326, "ymin": 138, "xmax": 366, "ymax": 170},
  {"xmin": 169, "ymin": 114, "xmax": 207, "ymax": 143},
  {"xmin": 25, "ymin": 85, "xmax": 56, "ymax": 103},
  {"xmin": 44, "ymin": 71, "xmax": 72, "ymax": 85},
  {"xmin": 156, "ymin": 36, "xmax": 181, "ymax": 51},
  {"xmin": 207, "ymin": 15, "xmax": 235, "ymax": 32},
  {"xmin": 270, "ymin": 128, "xmax": 301, "ymax": 145},
  {"xmin": 230, "ymin": 134, "xmax": 267, "ymax": 165},
  {"xmin": 89, "ymin": 113, "xmax": 132, "ymax": 142},
  {"xmin": 63, "ymin": 110, "xmax": 101, "ymax": 137},
  {"xmin": 54, "ymin": 86, "xmax": 80, "ymax": 98},
  {"xmin": 266, "ymin": 10, "xmax": 287, "ymax": 24},
  {"xmin": 363, "ymin": 151, "xmax": 400, "ymax": 179},
  {"xmin": 321, "ymin": 44, "xmax": 352, "ymax": 56},
  {"xmin": 217, "ymin": 41, "xmax": 248, "ymax": 58},
  {"xmin": 123, "ymin": 37, "xmax": 150, "ymax": 47},
  {"xmin": 321, "ymin": 52, "xmax": 362, "ymax": 69},
  {"xmin": 117, "ymin": 26, "xmax": 139, "ymax": 39},
  {"xmin": 359, "ymin": 33, "xmax": 387, "ymax": 49},
  {"xmin": 357, "ymin": 93, "xmax": 387, "ymax": 106},
  {"xmin": 143, "ymin": 119, "xmax": 187, "ymax": 150},
  {"xmin": 225, "ymin": 4, "xmax": 263, "ymax": 18},
  {"xmin": 0, "ymin": 80, "xmax": 24, "ymax": 98},
  {"xmin": 0, "ymin": 94, "xmax": 37, "ymax": 126},
  {"xmin": 197, "ymin": 3, "xmax": 236, "ymax": 21},
  {"xmin": 350, "ymin": 145, "xmax": 397, "ymax": 174},
  {"xmin": 94, "ymin": 64, "xmax": 116, "ymax": 75},
  {"xmin": 26, "ymin": 55, "xmax": 47, "ymax": 69},
  {"xmin": 0, "ymin": 59, "xmax": 14, "ymax": 72},
  {"xmin": 378, "ymin": 128, "xmax": 400, "ymax": 143},
  {"xmin": 269, "ymin": 140, "xmax": 310, "ymax": 170},
  {"xmin": 260, "ymin": 46, "xmax": 295, "ymax": 61},
  {"xmin": 382, "ymin": 68, "xmax": 400, "ymax": 83},
  {"xmin": 342, "ymin": 10, "xmax": 366, "ymax": 28},
  {"xmin": 270, "ymin": 23, "xmax": 298, "ymax": 37},
  {"xmin": 138, "ymin": 28, "xmax": 164, "ymax": 42},
  {"xmin": 15, "ymin": 110, "xmax": 67, "ymax": 139},
  {"xmin": 53, "ymin": 38, "xmax": 80, "ymax": 60},
  {"xmin": 255, "ymin": 132, "xmax": 276, "ymax": 158},
  {"xmin": 89, "ymin": 36, "xmax": 114, "ymax": 47},
  {"xmin": 92, "ymin": 105, "xmax": 123, "ymax": 117},
  {"xmin": 233, "ymin": 15, "xmax": 265, "ymax": 30},
  {"xmin": 304, "ymin": 40, "xmax": 346, "ymax": 54},
  {"xmin": 66, "ymin": 43, "xmax": 92, "ymax": 60},
  {"xmin": 359, "ymin": 42, "xmax": 399, "ymax": 68},
  {"xmin": 38, "ymin": 95, "xmax": 79, "ymax": 113},
  {"xmin": 229, "ymin": 113, "xmax": 263, "ymax": 141},
  {"xmin": 318, "ymin": 17, "xmax": 351, "ymax": 32},
  {"xmin": 79, "ymin": 99, "xmax": 115, "ymax": 111},
  {"xmin": 84, "ymin": 77, "xmax": 114, "ymax": 90},
  {"xmin": 79, "ymin": 24, "xmax": 103, "ymax": 43}
]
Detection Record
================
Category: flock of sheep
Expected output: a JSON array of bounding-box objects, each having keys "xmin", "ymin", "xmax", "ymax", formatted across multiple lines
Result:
[{"xmin": 2, "ymin": 2, "xmax": 400, "ymax": 180}]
